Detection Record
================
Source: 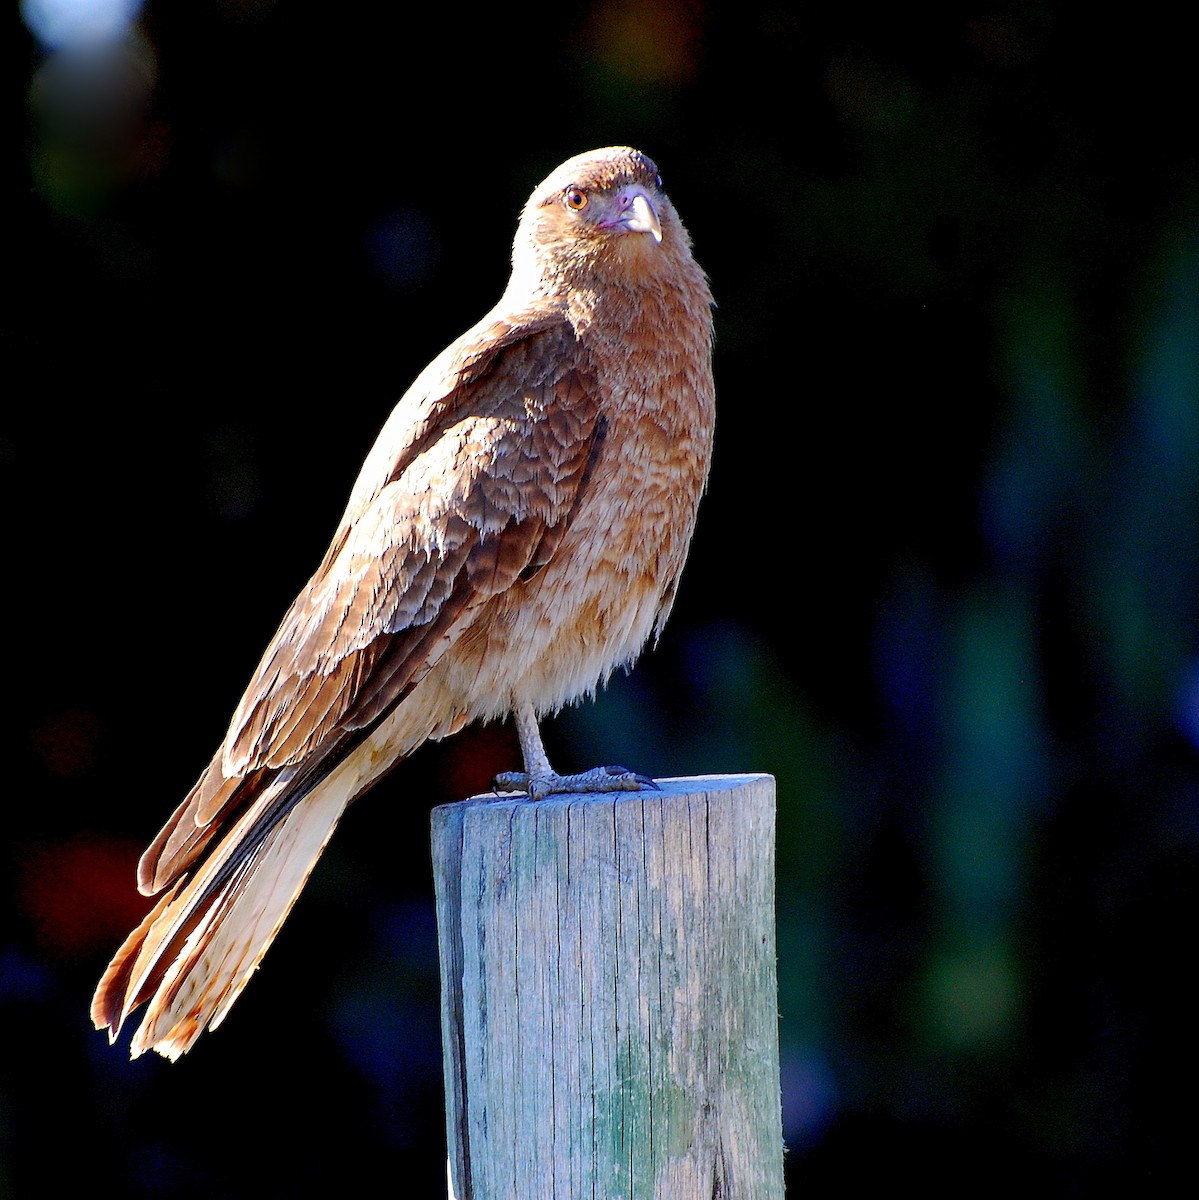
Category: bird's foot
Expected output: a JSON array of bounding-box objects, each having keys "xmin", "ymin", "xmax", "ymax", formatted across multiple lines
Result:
[{"xmin": 493, "ymin": 765, "xmax": 660, "ymax": 801}]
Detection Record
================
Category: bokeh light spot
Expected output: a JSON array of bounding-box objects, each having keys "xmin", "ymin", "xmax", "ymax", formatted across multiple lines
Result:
[
  {"xmin": 585, "ymin": 0, "xmax": 706, "ymax": 86},
  {"xmin": 16, "ymin": 834, "xmax": 151, "ymax": 961},
  {"xmin": 1174, "ymin": 658, "xmax": 1199, "ymax": 751},
  {"xmin": 923, "ymin": 942, "xmax": 1021, "ymax": 1051},
  {"xmin": 22, "ymin": 0, "xmax": 144, "ymax": 49}
]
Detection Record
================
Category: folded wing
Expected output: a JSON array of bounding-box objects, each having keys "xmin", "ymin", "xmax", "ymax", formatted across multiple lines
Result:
[{"xmin": 91, "ymin": 314, "xmax": 604, "ymax": 1057}]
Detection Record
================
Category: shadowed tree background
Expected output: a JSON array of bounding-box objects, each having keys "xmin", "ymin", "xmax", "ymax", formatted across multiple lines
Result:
[{"xmin": 3, "ymin": 1, "xmax": 1196, "ymax": 1193}]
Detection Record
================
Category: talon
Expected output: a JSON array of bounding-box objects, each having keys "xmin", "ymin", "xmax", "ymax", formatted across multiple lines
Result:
[
  {"xmin": 505, "ymin": 704, "xmax": 657, "ymax": 799},
  {"xmin": 493, "ymin": 771, "xmax": 530, "ymax": 795}
]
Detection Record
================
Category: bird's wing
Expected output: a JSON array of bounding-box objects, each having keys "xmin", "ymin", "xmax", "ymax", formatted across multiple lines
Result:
[{"xmin": 137, "ymin": 311, "xmax": 605, "ymax": 897}]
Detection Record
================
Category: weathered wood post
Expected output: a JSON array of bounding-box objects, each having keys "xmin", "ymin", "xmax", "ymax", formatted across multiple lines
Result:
[{"xmin": 432, "ymin": 773, "xmax": 784, "ymax": 1199}]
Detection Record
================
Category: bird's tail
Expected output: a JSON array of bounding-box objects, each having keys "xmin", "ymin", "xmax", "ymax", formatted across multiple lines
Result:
[{"xmin": 90, "ymin": 770, "xmax": 353, "ymax": 1060}]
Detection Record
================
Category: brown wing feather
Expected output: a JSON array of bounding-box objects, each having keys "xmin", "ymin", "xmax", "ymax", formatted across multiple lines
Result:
[
  {"xmin": 90, "ymin": 880, "xmax": 184, "ymax": 1033},
  {"xmin": 133, "ymin": 319, "xmax": 603, "ymax": 897}
]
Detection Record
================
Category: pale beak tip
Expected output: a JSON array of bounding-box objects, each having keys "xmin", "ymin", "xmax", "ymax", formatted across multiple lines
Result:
[{"xmin": 628, "ymin": 192, "xmax": 663, "ymax": 243}]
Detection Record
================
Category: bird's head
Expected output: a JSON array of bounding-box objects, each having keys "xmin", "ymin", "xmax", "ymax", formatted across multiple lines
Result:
[{"xmin": 509, "ymin": 147, "xmax": 690, "ymax": 297}]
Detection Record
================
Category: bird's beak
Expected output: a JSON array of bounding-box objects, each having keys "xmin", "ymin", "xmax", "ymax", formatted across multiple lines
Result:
[{"xmin": 613, "ymin": 189, "xmax": 663, "ymax": 243}]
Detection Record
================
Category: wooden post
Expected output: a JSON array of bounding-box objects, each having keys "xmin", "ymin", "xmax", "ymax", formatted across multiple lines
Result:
[{"xmin": 432, "ymin": 774, "xmax": 783, "ymax": 1200}]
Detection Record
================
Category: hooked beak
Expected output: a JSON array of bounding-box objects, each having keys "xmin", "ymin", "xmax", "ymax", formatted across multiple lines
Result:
[{"xmin": 610, "ymin": 187, "xmax": 663, "ymax": 243}]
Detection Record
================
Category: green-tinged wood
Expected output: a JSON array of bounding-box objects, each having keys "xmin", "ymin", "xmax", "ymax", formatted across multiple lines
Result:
[{"xmin": 432, "ymin": 774, "xmax": 783, "ymax": 1199}]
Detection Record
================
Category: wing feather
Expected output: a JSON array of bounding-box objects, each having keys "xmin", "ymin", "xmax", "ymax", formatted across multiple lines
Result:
[{"xmin": 135, "ymin": 316, "xmax": 603, "ymax": 895}]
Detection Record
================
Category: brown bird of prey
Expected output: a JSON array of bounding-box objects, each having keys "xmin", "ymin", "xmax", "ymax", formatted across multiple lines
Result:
[{"xmin": 91, "ymin": 146, "xmax": 715, "ymax": 1060}]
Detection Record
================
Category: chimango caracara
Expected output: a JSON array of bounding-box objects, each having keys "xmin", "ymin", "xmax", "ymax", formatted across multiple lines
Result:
[{"xmin": 92, "ymin": 147, "xmax": 715, "ymax": 1059}]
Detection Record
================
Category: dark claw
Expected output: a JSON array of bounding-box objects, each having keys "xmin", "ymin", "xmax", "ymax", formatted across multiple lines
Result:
[{"xmin": 610, "ymin": 768, "xmax": 660, "ymax": 790}]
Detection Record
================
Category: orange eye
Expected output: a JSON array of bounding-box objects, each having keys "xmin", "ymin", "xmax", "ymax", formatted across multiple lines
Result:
[{"xmin": 564, "ymin": 188, "xmax": 588, "ymax": 210}]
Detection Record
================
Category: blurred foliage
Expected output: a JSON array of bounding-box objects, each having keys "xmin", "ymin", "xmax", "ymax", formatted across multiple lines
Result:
[{"xmin": 3, "ymin": 0, "xmax": 1198, "ymax": 1194}]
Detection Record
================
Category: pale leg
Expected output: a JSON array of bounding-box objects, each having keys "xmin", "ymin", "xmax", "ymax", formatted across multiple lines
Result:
[{"xmin": 493, "ymin": 701, "xmax": 659, "ymax": 800}]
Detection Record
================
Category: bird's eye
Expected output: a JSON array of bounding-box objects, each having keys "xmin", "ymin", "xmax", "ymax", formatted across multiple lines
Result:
[{"xmin": 564, "ymin": 188, "xmax": 588, "ymax": 211}]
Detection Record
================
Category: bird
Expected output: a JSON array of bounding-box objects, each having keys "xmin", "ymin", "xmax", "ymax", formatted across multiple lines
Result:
[{"xmin": 91, "ymin": 146, "xmax": 716, "ymax": 1060}]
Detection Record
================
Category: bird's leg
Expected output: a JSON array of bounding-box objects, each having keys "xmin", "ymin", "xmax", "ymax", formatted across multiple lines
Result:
[{"xmin": 493, "ymin": 701, "xmax": 660, "ymax": 800}]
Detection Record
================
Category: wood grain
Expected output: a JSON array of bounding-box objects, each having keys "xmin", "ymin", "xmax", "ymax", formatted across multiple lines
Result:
[{"xmin": 433, "ymin": 774, "xmax": 784, "ymax": 1199}]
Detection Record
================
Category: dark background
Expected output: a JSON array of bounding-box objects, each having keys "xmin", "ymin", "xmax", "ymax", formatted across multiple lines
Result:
[{"xmin": 4, "ymin": 1, "xmax": 1197, "ymax": 1194}]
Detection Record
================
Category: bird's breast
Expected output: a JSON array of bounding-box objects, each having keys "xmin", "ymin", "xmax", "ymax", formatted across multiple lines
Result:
[
  {"xmin": 362, "ymin": 266, "xmax": 717, "ymax": 762},
  {"xmin": 449, "ymin": 309, "xmax": 714, "ymax": 721}
]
